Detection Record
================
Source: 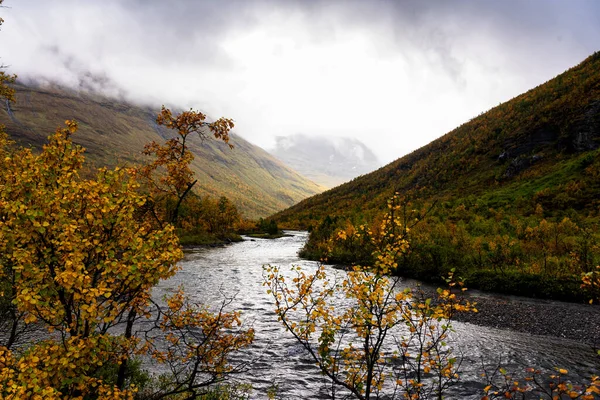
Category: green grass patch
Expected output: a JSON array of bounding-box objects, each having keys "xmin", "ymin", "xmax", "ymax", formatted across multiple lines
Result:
[
  {"xmin": 246, "ymin": 232, "xmax": 291, "ymax": 239},
  {"xmin": 178, "ymin": 231, "xmax": 243, "ymax": 246},
  {"xmin": 466, "ymin": 269, "xmax": 586, "ymax": 303}
]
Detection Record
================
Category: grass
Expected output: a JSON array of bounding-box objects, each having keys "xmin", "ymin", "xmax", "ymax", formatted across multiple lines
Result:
[
  {"xmin": 178, "ymin": 231, "xmax": 243, "ymax": 246},
  {"xmin": 245, "ymin": 232, "xmax": 292, "ymax": 239}
]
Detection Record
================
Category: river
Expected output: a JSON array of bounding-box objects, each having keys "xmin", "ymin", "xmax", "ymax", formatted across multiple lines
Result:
[{"xmin": 153, "ymin": 231, "xmax": 599, "ymax": 399}]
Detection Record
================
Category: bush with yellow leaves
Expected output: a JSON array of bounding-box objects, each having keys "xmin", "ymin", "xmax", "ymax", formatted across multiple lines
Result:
[{"xmin": 264, "ymin": 195, "xmax": 477, "ymax": 399}]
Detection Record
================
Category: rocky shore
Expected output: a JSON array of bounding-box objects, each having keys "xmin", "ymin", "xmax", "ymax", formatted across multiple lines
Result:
[
  {"xmin": 338, "ymin": 271, "xmax": 600, "ymax": 347},
  {"xmin": 454, "ymin": 289, "xmax": 600, "ymax": 347}
]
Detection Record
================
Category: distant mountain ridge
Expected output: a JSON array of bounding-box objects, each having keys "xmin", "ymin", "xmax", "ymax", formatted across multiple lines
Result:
[
  {"xmin": 0, "ymin": 82, "xmax": 324, "ymax": 219},
  {"xmin": 271, "ymin": 134, "xmax": 381, "ymax": 188},
  {"xmin": 274, "ymin": 52, "xmax": 600, "ymax": 226}
]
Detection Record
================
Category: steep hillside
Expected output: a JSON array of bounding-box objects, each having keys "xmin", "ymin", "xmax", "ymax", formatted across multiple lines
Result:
[
  {"xmin": 275, "ymin": 53, "xmax": 600, "ymax": 301},
  {"xmin": 271, "ymin": 52, "xmax": 600, "ymax": 301},
  {"xmin": 274, "ymin": 52, "xmax": 600, "ymax": 227},
  {"xmin": 0, "ymin": 83, "xmax": 324, "ymax": 219},
  {"xmin": 270, "ymin": 134, "xmax": 381, "ymax": 188}
]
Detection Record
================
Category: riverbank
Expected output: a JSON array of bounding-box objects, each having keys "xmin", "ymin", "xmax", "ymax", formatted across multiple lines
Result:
[
  {"xmin": 453, "ymin": 289, "xmax": 600, "ymax": 347},
  {"xmin": 178, "ymin": 232, "xmax": 243, "ymax": 246},
  {"xmin": 245, "ymin": 232, "xmax": 294, "ymax": 239},
  {"xmin": 333, "ymin": 264, "xmax": 600, "ymax": 346},
  {"xmin": 400, "ymin": 275, "xmax": 600, "ymax": 346}
]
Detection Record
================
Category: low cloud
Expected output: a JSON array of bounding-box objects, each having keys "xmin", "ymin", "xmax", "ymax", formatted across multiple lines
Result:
[{"xmin": 2, "ymin": 0, "xmax": 599, "ymax": 163}]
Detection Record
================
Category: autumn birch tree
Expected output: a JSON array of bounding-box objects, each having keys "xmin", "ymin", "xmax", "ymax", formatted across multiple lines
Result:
[
  {"xmin": 140, "ymin": 106, "xmax": 234, "ymax": 225},
  {"xmin": 0, "ymin": 119, "xmax": 254, "ymax": 399},
  {"xmin": 0, "ymin": 120, "xmax": 183, "ymax": 397},
  {"xmin": 264, "ymin": 195, "xmax": 477, "ymax": 399}
]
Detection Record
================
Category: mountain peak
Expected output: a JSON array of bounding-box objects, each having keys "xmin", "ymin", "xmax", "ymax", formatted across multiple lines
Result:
[{"xmin": 271, "ymin": 133, "xmax": 381, "ymax": 188}]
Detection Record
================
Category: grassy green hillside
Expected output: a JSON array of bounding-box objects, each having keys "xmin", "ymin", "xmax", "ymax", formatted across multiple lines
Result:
[
  {"xmin": 273, "ymin": 52, "xmax": 600, "ymax": 301},
  {"xmin": 0, "ymin": 83, "xmax": 324, "ymax": 219}
]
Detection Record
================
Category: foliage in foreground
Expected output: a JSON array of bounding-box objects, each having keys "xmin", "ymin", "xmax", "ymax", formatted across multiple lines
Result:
[
  {"xmin": 480, "ymin": 367, "xmax": 600, "ymax": 400},
  {"xmin": 0, "ymin": 120, "xmax": 253, "ymax": 399},
  {"xmin": 265, "ymin": 196, "xmax": 477, "ymax": 399}
]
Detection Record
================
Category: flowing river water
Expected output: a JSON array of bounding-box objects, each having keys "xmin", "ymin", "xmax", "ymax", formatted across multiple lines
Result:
[{"xmin": 152, "ymin": 231, "xmax": 599, "ymax": 399}]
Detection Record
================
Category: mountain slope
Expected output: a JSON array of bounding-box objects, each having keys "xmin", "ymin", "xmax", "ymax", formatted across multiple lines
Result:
[
  {"xmin": 274, "ymin": 52, "xmax": 600, "ymax": 227},
  {"xmin": 0, "ymin": 83, "xmax": 324, "ymax": 219},
  {"xmin": 270, "ymin": 134, "xmax": 381, "ymax": 188}
]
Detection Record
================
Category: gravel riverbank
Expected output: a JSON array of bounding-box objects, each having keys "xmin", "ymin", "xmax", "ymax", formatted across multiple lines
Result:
[
  {"xmin": 454, "ymin": 289, "xmax": 600, "ymax": 347},
  {"xmin": 336, "ymin": 268, "xmax": 600, "ymax": 346}
]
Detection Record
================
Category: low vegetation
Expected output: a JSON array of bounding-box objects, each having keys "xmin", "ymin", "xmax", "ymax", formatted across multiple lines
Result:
[
  {"xmin": 299, "ymin": 195, "xmax": 599, "ymax": 301},
  {"xmin": 243, "ymin": 218, "xmax": 292, "ymax": 239}
]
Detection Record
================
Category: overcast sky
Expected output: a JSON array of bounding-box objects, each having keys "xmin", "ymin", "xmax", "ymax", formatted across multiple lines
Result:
[{"xmin": 2, "ymin": 0, "xmax": 599, "ymax": 164}]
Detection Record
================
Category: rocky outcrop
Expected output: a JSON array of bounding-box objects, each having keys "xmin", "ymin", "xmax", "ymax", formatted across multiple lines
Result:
[
  {"xmin": 502, "ymin": 153, "xmax": 543, "ymax": 179},
  {"xmin": 497, "ymin": 100, "xmax": 599, "ymax": 179},
  {"xmin": 568, "ymin": 100, "xmax": 600, "ymax": 152},
  {"xmin": 502, "ymin": 125, "xmax": 559, "ymax": 160}
]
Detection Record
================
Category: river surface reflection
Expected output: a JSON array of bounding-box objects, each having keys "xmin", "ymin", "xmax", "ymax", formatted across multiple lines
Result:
[{"xmin": 153, "ymin": 231, "xmax": 598, "ymax": 399}]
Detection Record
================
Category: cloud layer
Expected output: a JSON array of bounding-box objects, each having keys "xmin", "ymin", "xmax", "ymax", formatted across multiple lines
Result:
[{"xmin": 2, "ymin": 0, "xmax": 599, "ymax": 163}]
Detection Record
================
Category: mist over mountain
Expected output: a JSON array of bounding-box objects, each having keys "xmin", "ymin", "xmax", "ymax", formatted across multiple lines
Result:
[
  {"xmin": 5, "ymin": 0, "xmax": 600, "ymax": 164},
  {"xmin": 0, "ymin": 82, "xmax": 324, "ymax": 219},
  {"xmin": 270, "ymin": 134, "xmax": 381, "ymax": 188}
]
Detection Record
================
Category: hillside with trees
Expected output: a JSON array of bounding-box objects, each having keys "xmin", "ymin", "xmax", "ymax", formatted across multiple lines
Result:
[
  {"xmin": 0, "ymin": 82, "xmax": 324, "ymax": 219},
  {"xmin": 273, "ymin": 52, "xmax": 600, "ymax": 301}
]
